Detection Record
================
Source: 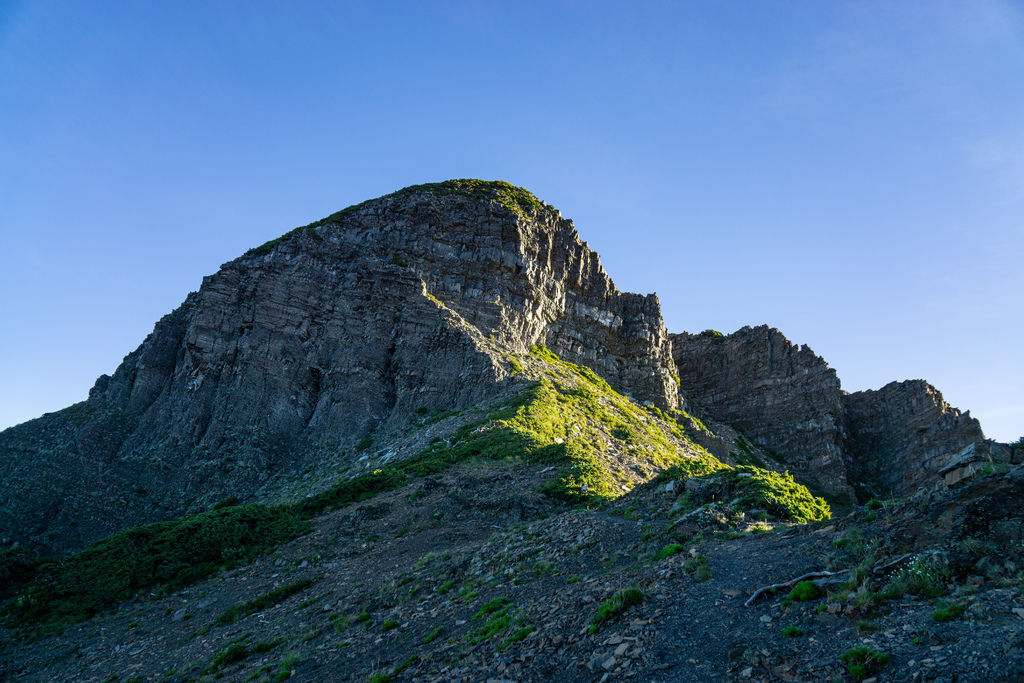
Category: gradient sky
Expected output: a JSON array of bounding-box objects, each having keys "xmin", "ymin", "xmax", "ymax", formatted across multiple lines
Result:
[{"xmin": 1, "ymin": 1, "xmax": 1022, "ymax": 441}]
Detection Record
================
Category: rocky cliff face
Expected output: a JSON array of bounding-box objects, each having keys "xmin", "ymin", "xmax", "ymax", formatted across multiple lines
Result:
[
  {"xmin": 671, "ymin": 326, "xmax": 1014, "ymax": 503},
  {"xmin": 0, "ymin": 181, "xmax": 679, "ymax": 553},
  {"xmin": 843, "ymin": 380, "xmax": 1009, "ymax": 496},
  {"xmin": 671, "ymin": 326, "xmax": 853, "ymax": 502}
]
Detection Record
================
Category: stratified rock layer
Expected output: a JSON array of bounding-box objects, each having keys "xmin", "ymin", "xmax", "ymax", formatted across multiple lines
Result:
[
  {"xmin": 672, "ymin": 326, "xmax": 1015, "ymax": 503},
  {"xmin": 671, "ymin": 326, "xmax": 853, "ymax": 502},
  {"xmin": 0, "ymin": 181, "xmax": 679, "ymax": 553},
  {"xmin": 843, "ymin": 380, "xmax": 1008, "ymax": 496}
]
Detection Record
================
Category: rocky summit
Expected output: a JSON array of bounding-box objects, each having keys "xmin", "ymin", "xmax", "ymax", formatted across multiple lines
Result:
[{"xmin": 1, "ymin": 180, "xmax": 1022, "ymax": 682}]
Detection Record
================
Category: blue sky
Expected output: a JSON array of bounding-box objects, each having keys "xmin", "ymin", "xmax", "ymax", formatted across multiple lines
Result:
[{"xmin": 1, "ymin": 1, "xmax": 1021, "ymax": 441}]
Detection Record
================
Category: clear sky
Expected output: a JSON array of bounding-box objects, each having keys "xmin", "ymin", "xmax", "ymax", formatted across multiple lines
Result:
[{"xmin": 1, "ymin": 1, "xmax": 1021, "ymax": 442}]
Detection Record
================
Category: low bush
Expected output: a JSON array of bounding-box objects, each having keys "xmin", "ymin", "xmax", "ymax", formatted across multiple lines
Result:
[
  {"xmin": 216, "ymin": 577, "xmax": 315, "ymax": 625},
  {"xmin": 839, "ymin": 645, "xmax": 889, "ymax": 680},
  {"xmin": 932, "ymin": 600, "xmax": 966, "ymax": 622},
  {"xmin": 787, "ymin": 580, "xmax": 821, "ymax": 602},
  {"xmin": 591, "ymin": 588, "xmax": 644, "ymax": 627},
  {"xmin": 652, "ymin": 544, "xmax": 685, "ymax": 561},
  {"xmin": 5, "ymin": 504, "xmax": 309, "ymax": 625}
]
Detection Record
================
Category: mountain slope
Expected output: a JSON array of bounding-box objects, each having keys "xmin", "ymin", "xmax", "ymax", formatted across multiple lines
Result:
[
  {"xmin": 0, "ymin": 180, "xmax": 679, "ymax": 554},
  {"xmin": 1, "ymin": 180, "xmax": 1021, "ymax": 682}
]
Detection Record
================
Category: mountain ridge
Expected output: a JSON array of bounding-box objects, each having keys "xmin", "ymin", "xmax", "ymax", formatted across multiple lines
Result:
[{"xmin": 2, "ymin": 179, "xmax": 1022, "ymax": 681}]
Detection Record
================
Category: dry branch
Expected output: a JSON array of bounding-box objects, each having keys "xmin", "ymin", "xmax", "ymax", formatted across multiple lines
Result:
[{"xmin": 744, "ymin": 569, "xmax": 849, "ymax": 607}]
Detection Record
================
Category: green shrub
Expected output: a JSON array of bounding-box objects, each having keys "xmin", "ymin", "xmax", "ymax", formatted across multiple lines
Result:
[
  {"xmin": 718, "ymin": 467, "xmax": 831, "ymax": 523},
  {"xmin": 787, "ymin": 580, "xmax": 821, "ymax": 602},
  {"xmin": 421, "ymin": 625, "xmax": 443, "ymax": 643},
  {"xmin": 216, "ymin": 578, "xmax": 315, "ymax": 625},
  {"xmin": 685, "ymin": 554, "xmax": 711, "ymax": 581},
  {"xmin": 6, "ymin": 504, "xmax": 310, "ymax": 625},
  {"xmin": 856, "ymin": 620, "xmax": 879, "ymax": 633},
  {"xmin": 473, "ymin": 597, "xmax": 510, "ymax": 620},
  {"xmin": 839, "ymin": 646, "xmax": 889, "ymax": 680},
  {"xmin": 883, "ymin": 555, "xmax": 948, "ymax": 599},
  {"xmin": 932, "ymin": 600, "xmax": 966, "ymax": 622},
  {"xmin": 591, "ymin": 588, "xmax": 644, "ymax": 626},
  {"xmin": 381, "ymin": 619, "xmax": 399, "ymax": 631},
  {"xmin": 781, "ymin": 625, "xmax": 806, "ymax": 637},
  {"xmin": 294, "ymin": 467, "xmax": 409, "ymax": 518},
  {"xmin": 213, "ymin": 641, "xmax": 249, "ymax": 668},
  {"xmin": 465, "ymin": 599, "xmax": 528, "ymax": 646},
  {"xmin": 651, "ymin": 543, "xmax": 685, "ymax": 561}
]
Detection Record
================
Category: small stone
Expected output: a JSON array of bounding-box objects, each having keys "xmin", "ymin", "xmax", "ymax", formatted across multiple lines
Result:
[
  {"xmin": 1012, "ymin": 608, "xmax": 1024, "ymax": 619},
  {"xmin": 171, "ymin": 608, "xmax": 187, "ymax": 622},
  {"xmin": 740, "ymin": 666, "xmax": 753, "ymax": 678},
  {"xmin": 615, "ymin": 643, "xmax": 629, "ymax": 656},
  {"xmin": 602, "ymin": 656, "xmax": 617, "ymax": 670},
  {"xmin": 298, "ymin": 559, "xmax": 308, "ymax": 569},
  {"xmin": 759, "ymin": 615, "xmax": 772, "ymax": 623}
]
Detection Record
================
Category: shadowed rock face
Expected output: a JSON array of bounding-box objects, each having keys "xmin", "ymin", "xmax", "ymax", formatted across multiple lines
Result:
[
  {"xmin": 0, "ymin": 181, "xmax": 678, "ymax": 553},
  {"xmin": 671, "ymin": 326, "xmax": 1013, "ymax": 504},
  {"xmin": 671, "ymin": 326, "xmax": 854, "ymax": 502},
  {"xmin": 843, "ymin": 380, "xmax": 990, "ymax": 496}
]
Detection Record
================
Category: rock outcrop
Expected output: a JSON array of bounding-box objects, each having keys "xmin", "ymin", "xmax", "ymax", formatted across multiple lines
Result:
[
  {"xmin": 0, "ymin": 180, "xmax": 679, "ymax": 553},
  {"xmin": 671, "ymin": 326, "xmax": 853, "ymax": 502},
  {"xmin": 671, "ymin": 326, "xmax": 1014, "ymax": 503},
  {"xmin": 843, "ymin": 380, "xmax": 1016, "ymax": 496}
]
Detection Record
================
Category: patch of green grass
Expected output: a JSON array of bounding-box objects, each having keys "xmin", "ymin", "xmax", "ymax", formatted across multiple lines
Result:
[
  {"xmin": 856, "ymin": 620, "xmax": 879, "ymax": 633},
  {"xmin": 473, "ymin": 597, "xmax": 511, "ymax": 620},
  {"xmin": 591, "ymin": 588, "xmax": 644, "ymax": 627},
  {"xmin": 781, "ymin": 625, "xmax": 806, "ymax": 637},
  {"xmin": 691, "ymin": 467, "xmax": 830, "ymax": 523},
  {"xmin": 381, "ymin": 619, "xmax": 399, "ymax": 631},
  {"xmin": 421, "ymin": 624, "xmax": 443, "ymax": 643},
  {"xmin": 883, "ymin": 555, "xmax": 949, "ymax": 599},
  {"xmin": 272, "ymin": 652, "xmax": 300, "ymax": 682},
  {"xmin": 651, "ymin": 543, "xmax": 685, "ymax": 561},
  {"xmin": 787, "ymin": 580, "xmax": 821, "ymax": 602},
  {"xmin": 464, "ymin": 599, "xmax": 529, "ymax": 647},
  {"xmin": 500, "ymin": 625, "xmax": 534, "ymax": 650},
  {"xmin": 6, "ymin": 504, "xmax": 310, "ymax": 626},
  {"xmin": 839, "ymin": 645, "xmax": 889, "ymax": 680},
  {"xmin": 532, "ymin": 561, "xmax": 555, "ymax": 577},
  {"xmin": 209, "ymin": 640, "xmax": 250, "ymax": 670},
  {"xmin": 932, "ymin": 600, "xmax": 966, "ymax": 622},
  {"xmin": 685, "ymin": 554, "xmax": 711, "ymax": 581},
  {"xmin": 216, "ymin": 578, "xmax": 314, "ymax": 625}
]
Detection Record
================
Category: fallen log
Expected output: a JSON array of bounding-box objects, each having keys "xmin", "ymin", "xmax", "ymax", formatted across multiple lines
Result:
[{"xmin": 744, "ymin": 569, "xmax": 850, "ymax": 607}]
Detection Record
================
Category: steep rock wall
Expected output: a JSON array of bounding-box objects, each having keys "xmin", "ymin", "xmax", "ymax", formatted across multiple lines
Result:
[
  {"xmin": 843, "ymin": 380, "xmax": 996, "ymax": 496},
  {"xmin": 671, "ymin": 326, "xmax": 853, "ymax": 502}
]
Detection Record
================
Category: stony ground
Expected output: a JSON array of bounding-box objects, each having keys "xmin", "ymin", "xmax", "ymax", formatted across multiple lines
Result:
[{"xmin": 3, "ymin": 461, "xmax": 1024, "ymax": 682}]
